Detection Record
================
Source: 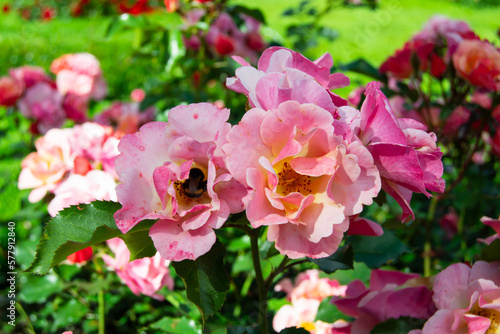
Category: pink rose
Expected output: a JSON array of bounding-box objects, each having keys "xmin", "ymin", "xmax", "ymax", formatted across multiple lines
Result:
[
  {"xmin": 18, "ymin": 128, "xmax": 74, "ymax": 202},
  {"xmin": 453, "ymin": 39, "xmax": 500, "ymax": 91},
  {"xmin": 422, "ymin": 261, "xmax": 500, "ymax": 334},
  {"xmin": 102, "ymin": 238, "xmax": 174, "ymax": 300},
  {"xmin": 51, "ymin": 53, "xmax": 107, "ymax": 99},
  {"xmin": 18, "ymin": 82, "xmax": 66, "ymax": 134},
  {"xmin": 333, "ymin": 269, "xmax": 436, "ymax": 334},
  {"xmin": 94, "ymin": 101, "xmax": 155, "ymax": 137},
  {"xmin": 62, "ymin": 93, "xmax": 89, "ymax": 123},
  {"xmin": 9, "ymin": 65, "xmax": 52, "ymax": 89},
  {"xmin": 114, "ymin": 103, "xmax": 248, "ymax": 261},
  {"xmin": 0, "ymin": 75, "xmax": 24, "ymax": 107},
  {"xmin": 226, "ymin": 47, "xmax": 350, "ymax": 115},
  {"xmin": 48, "ymin": 170, "xmax": 117, "ymax": 216},
  {"xmin": 354, "ymin": 82, "xmax": 445, "ymax": 221},
  {"xmin": 223, "ymin": 101, "xmax": 380, "ymax": 258},
  {"xmin": 479, "ymin": 216, "xmax": 500, "ymax": 245},
  {"xmin": 68, "ymin": 123, "xmax": 120, "ymax": 179}
]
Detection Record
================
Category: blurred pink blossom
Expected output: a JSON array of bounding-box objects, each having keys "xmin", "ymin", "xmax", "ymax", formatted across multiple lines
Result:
[
  {"xmin": 114, "ymin": 103, "xmax": 248, "ymax": 261},
  {"xmin": 94, "ymin": 101, "xmax": 155, "ymax": 137},
  {"xmin": 9, "ymin": 65, "xmax": 53, "ymax": 89},
  {"xmin": 479, "ymin": 216, "xmax": 500, "ymax": 245},
  {"xmin": 102, "ymin": 238, "xmax": 174, "ymax": 300},
  {"xmin": 453, "ymin": 39, "xmax": 500, "ymax": 91},
  {"xmin": 224, "ymin": 101, "xmax": 380, "ymax": 258},
  {"xmin": 66, "ymin": 247, "xmax": 93, "ymax": 264},
  {"xmin": 130, "ymin": 88, "xmax": 146, "ymax": 102},
  {"xmin": 421, "ymin": 261, "xmax": 500, "ymax": 334},
  {"xmin": 18, "ymin": 128, "xmax": 74, "ymax": 202},
  {"xmin": 48, "ymin": 170, "xmax": 117, "ymax": 216},
  {"xmin": 0, "ymin": 75, "xmax": 24, "ymax": 107},
  {"xmin": 51, "ymin": 52, "xmax": 107, "ymax": 99},
  {"xmin": 18, "ymin": 82, "xmax": 66, "ymax": 134},
  {"xmin": 333, "ymin": 269, "xmax": 436, "ymax": 334}
]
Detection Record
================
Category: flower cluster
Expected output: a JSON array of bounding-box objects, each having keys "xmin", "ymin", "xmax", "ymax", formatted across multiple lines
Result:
[
  {"xmin": 328, "ymin": 262, "xmax": 500, "ymax": 334},
  {"xmin": 1, "ymin": 53, "xmax": 155, "ymax": 135},
  {"xmin": 375, "ymin": 16, "xmax": 500, "ymax": 159},
  {"xmin": 114, "ymin": 46, "xmax": 445, "ymax": 261},
  {"xmin": 273, "ymin": 269, "xmax": 349, "ymax": 333},
  {"xmin": 18, "ymin": 122, "xmax": 120, "ymax": 216}
]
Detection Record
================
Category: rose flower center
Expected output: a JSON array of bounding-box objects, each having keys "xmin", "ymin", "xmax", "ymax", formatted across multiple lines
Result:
[
  {"xmin": 174, "ymin": 167, "xmax": 208, "ymax": 205},
  {"xmin": 470, "ymin": 306, "xmax": 500, "ymax": 334},
  {"xmin": 275, "ymin": 160, "xmax": 313, "ymax": 196}
]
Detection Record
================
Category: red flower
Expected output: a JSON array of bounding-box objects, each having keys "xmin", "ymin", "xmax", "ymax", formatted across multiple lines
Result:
[{"xmin": 67, "ymin": 247, "xmax": 93, "ymax": 264}]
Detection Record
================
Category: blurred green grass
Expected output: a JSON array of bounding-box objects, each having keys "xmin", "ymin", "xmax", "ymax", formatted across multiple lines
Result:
[{"xmin": 1, "ymin": 0, "xmax": 499, "ymax": 98}]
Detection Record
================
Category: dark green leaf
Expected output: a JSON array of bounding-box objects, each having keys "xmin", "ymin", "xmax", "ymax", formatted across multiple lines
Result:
[
  {"xmin": 0, "ymin": 182, "xmax": 21, "ymax": 221},
  {"xmin": 172, "ymin": 240, "xmax": 230, "ymax": 324},
  {"xmin": 349, "ymin": 231, "xmax": 410, "ymax": 268},
  {"xmin": 371, "ymin": 317, "xmax": 426, "ymax": 334},
  {"xmin": 53, "ymin": 299, "xmax": 88, "ymax": 328},
  {"xmin": 229, "ymin": 5, "xmax": 266, "ymax": 24},
  {"xmin": 479, "ymin": 239, "xmax": 500, "ymax": 262},
  {"xmin": 315, "ymin": 299, "xmax": 348, "ymax": 323},
  {"xmin": 119, "ymin": 220, "xmax": 156, "ymax": 261},
  {"xmin": 279, "ymin": 328, "xmax": 309, "ymax": 333},
  {"xmin": 26, "ymin": 201, "xmax": 122, "ymax": 275},
  {"xmin": 340, "ymin": 59, "xmax": 387, "ymax": 83},
  {"xmin": 150, "ymin": 316, "xmax": 202, "ymax": 334},
  {"xmin": 309, "ymin": 244, "xmax": 354, "ymax": 273},
  {"xmin": 19, "ymin": 273, "xmax": 63, "ymax": 303}
]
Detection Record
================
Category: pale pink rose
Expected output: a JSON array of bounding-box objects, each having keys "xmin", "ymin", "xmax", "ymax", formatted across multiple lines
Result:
[
  {"xmin": 9, "ymin": 65, "xmax": 52, "ymax": 89},
  {"xmin": 0, "ymin": 75, "xmax": 24, "ymax": 107},
  {"xmin": 272, "ymin": 297, "xmax": 321, "ymax": 332},
  {"xmin": 226, "ymin": 47, "xmax": 350, "ymax": 116},
  {"xmin": 333, "ymin": 269, "xmax": 436, "ymax": 334},
  {"xmin": 223, "ymin": 101, "xmax": 381, "ymax": 259},
  {"xmin": 18, "ymin": 82, "xmax": 66, "ymax": 134},
  {"xmin": 68, "ymin": 122, "xmax": 120, "ymax": 179},
  {"xmin": 18, "ymin": 128, "xmax": 74, "ymax": 202},
  {"xmin": 94, "ymin": 101, "xmax": 155, "ymax": 137},
  {"xmin": 479, "ymin": 216, "xmax": 500, "ymax": 245},
  {"xmin": 48, "ymin": 170, "xmax": 117, "ymax": 216},
  {"xmin": 421, "ymin": 261, "xmax": 500, "ymax": 334},
  {"xmin": 354, "ymin": 82, "xmax": 445, "ymax": 221},
  {"xmin": 102, "ymin": 238, "xmax": 174, "ymax": 300},
  {"xmin": 51, "ymin": 53, "xmax": 107, "ymax": 99},
  {"xmin": 291, "ymin": 270, "xmax": 347, "ymax": 302},
  {"xmin": 453, "ymin": 39, "xmax": 500, "ymax": 91},
  {"xmin": 114, "ymin": 103, "xmax": 248, "ymax": 261}
]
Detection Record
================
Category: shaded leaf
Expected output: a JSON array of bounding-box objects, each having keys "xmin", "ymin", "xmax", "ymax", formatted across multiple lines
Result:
[
  {"xmin": 172, "ymin": 240, "xmax": 230, "ymax": 324},
  {"xmin": 371, "ymin": 317, "xmax": 426, "ymax": 334},
  {"xmin": 309, "ymin": 244, "xmax": 354, "ymax": 273},
  {"xmin": 150, "ymin": 316, "xmax": 202, "ymax": 334},
  {"xmin": 340, "ymin": 59, "xmax": 387, "ymax": 83},
  {"xmin": 19, "ymin": 273, "xmax": 63, "ymax": 303},
  {"xmin": 479, "ymin": 239, "xmax": 500, "ymax": 262},
  {"xmin": 349, "ymin": 230, "xmax": 410, "ymax": 268}
]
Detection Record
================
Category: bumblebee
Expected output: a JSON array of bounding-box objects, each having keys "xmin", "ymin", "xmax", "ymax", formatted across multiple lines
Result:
[{"xmin": 182, "ymin": 168, "xmax": 207, "ymax": 198}]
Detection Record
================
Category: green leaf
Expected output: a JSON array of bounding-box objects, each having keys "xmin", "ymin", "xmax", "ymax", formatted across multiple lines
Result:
[
  {"xmin": 371, "ymin": 317, "xmax": 426, "ymax": 334},
  {"xmin": 26, "ymin": 201, "xmax": 123, "ymax": 275},
  {"xmin": 53, "ymin": 299, "xmax": 88, "ymax": 328},
  {"xmin": 349, "ymin": 231, "xmax": 410, "ymax": 268},
  {"xmin": 165, "ymin": 29, "xmax": 186, "ymax": 75},
  {"xmin": 26, "ymin": 201, "xmax": 157, "ymax": 275},
  {"xmin": 479, "ymin": 239, "xmax": 500, "ymax": 262},
  {"xmin": 340, "ymin": 59, "xmax": 387, "ymax": 83},
  {"xmin": 150, "ymin": 316, "xmax": 202, "ymax": 334},
  {"xmin": 0, "ymin": 182, "xmax": 21, "ymax": 221},
  {"xmin": 119, "ymin": 220, "xmax": 156, "ymax": 261},
  {"xmin": 172, "ymin": 240, "xmax": 230, "ymax": 324},
  {"xmin": 309, "ymin": 244, "xmax": 354, "ymax": 273},
  {"xmin": 19, "ymin": 272, "xmax": 63, "ymax": 303},
  {"xmin": 279, "ymin": 328, "xmax": 309, "ymax": 334},
  {"xmin": 315, "ymin": 299, "xmax": 348, "ymax": 323}
]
